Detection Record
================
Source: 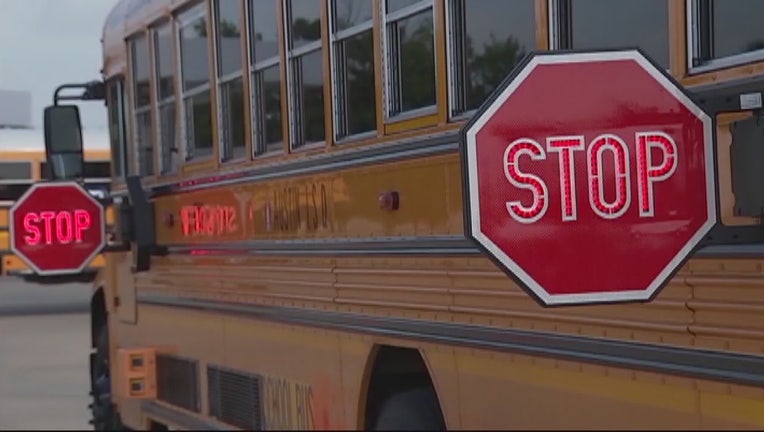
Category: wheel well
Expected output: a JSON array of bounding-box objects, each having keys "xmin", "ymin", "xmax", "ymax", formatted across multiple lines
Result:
[
  {"xmin": 91, "ymin": 288, "xmax": 107, "ymax": 349},
  {"xmin": 362, "ymin": 345, "xmax": 444, "ymax": 429}
]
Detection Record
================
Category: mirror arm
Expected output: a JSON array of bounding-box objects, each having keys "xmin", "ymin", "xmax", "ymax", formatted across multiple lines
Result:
[{"xmin": 53, "ymin": 81, "xmax": 105, "ymax": 106}]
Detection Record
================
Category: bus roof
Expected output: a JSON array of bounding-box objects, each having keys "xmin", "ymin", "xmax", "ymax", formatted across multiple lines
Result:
[{"xmin": 0, "ymin": 127, "xmax": 111, "ymax": 153}]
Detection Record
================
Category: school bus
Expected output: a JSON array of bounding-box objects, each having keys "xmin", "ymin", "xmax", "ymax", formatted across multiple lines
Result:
[
  {"xmin": 0, "ymin": 127, "xmax": 115, "ymax": 282},
  {"xmin": 50, "ymin": 0, "xmax": 764, "ymax": 430}
]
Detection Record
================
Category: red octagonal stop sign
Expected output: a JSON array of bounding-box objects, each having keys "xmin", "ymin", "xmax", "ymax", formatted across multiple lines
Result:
[
  {"xmin": 461, "ymin": 49, "xmax": 716, "ymax": 306},
  {"xmin": 9, "ymin": 181, "xmax": 106, "ymax": 275}
]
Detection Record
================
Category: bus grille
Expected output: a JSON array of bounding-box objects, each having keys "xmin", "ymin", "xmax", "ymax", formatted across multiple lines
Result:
[
  {"xmin": 156, "ymin": 354, "xmax": 200, "ymax": 413},
  {"xmin": 207, "ymin": 366, "xmax": 263, "ymax": 430}
]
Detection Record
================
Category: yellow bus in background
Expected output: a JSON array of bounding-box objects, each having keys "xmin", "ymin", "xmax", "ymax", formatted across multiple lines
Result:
[{"xmin": 0, "ymin": 127, "xmax": 115, "ymax": 282}]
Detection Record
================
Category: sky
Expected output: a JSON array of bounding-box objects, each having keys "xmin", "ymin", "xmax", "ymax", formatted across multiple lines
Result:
[{"xmin": 0, "ymin": 0, "xmax": 119, "ymax": 131}]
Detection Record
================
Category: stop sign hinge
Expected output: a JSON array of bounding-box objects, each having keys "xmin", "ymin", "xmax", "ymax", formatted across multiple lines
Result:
[{"xmin": 104, "ymin": 175, "xmax": 168, "ymax": 273}]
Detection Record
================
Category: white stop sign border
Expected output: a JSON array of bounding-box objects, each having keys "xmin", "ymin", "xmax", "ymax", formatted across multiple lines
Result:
[
  {"xmin": 9, "ymin": 181, "xmax": 107, "ymax": 276},
  {"xmin": 462, "ymin": 49, "xmax": 717, "ymax": 306}
]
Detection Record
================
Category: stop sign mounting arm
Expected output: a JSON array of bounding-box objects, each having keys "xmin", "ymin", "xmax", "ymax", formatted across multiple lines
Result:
[
  {"xmin": 122, "ymin": 175, "xmax": 168, "ymax": 273},
  {"xmin": 690, "ymin": 74, "xmax": 764, "ymax": 251}
]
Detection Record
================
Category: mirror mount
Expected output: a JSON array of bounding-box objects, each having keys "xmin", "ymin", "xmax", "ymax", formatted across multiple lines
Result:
[{"xmin": 53, "ymin": 80, "xmax": 105, "ymax": 106}]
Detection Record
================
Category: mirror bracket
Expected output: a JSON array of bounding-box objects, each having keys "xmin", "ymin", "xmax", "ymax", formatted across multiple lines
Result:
[{"xmin": 53, "ymin": 81, "xmax": 105, "ymax": 105}]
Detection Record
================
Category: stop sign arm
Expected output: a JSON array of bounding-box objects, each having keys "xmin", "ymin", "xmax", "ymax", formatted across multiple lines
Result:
[
  {"xmin": 688, "ymin": 77, "xmax": 764, "ymax": 249},
  {"xmin": 122, "ymin": 175, "xmax": 168, "ymax": 272}
]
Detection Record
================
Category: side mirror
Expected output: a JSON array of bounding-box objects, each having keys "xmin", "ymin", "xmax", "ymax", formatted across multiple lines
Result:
[{"xmin": 43, "ymin": 104, "xmax": 84, "ymax": 180}]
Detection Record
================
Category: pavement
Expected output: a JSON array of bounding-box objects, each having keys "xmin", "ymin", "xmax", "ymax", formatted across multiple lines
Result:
[
  {"xmin": 0, "ymin": 277, "xmax": 91, "ymax": 316},
  {"xmin": 0, "ymin": 277, "xmax": 92, "ymax": 430}
]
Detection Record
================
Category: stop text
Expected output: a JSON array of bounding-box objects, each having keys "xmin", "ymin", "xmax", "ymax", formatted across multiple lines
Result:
[
  {"xmin": 504, "ymin": 131, "xmax": 678, "ymax": 223},
  {"xmin": 22, "ymin": 209, "xmax": 92, "ymax": 246}
]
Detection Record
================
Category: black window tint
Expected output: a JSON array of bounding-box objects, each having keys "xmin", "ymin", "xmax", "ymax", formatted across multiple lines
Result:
[
  {"xmin": 566, "ymin": 0, "xmax": 670, "ymax": 69},
  {"xmin": 450, "ymin": 0, "xmax": 535, "ymax": 115},
  {"xmin": 333, "ymin": 0, "xmax": 373, "ymax": 31},
  {"xmin": 0, "ymin": 184, "xmax": 30, "ymax": 201},
  {"xmin": 711, "ymin": 0, "xmax": 764, "ymax": 59},
  {"xmin": 106, "ymin": 79, "xmax": 127, "ymax": 177},
  {"xmin": 0, "ymin": 162, "xmax": 31, "ymax": 180},
  {"xmin": 131, "ymin": 34, "xmax": 152, "ymax": 107},
  {"xmin": 216, "ymin": 0, "xmax": 243, "ymax": 77},
  {"xmin": 83, "ymin": 161, "xmax": 111, "ymax": 178},
  {"xmin": 41, "ymin": 161, "xmax": 110, "ymax": 179},
  {"xmin": 155, "ymin": 24, "xmax": 175, "ymax": 100},
  {"xmin": 248, "ymin": 0, "xmax": 281, "ymax": 64}
]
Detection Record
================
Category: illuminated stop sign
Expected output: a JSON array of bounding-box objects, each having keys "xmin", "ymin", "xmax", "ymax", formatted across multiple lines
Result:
[
  {"xmin": 9, "ymin": 181, "xmax": 106, "ymax": 275},
  {"xmin": 461, "ymin": 49, "xmax": 716, "ymax": 306}
]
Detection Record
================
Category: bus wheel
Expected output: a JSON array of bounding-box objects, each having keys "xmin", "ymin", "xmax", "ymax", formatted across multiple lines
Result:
[
  {"xmin": 89, "ymin": 328, "xmax": 127, "ymax": 431},
  {"xmin": 372, "ymin": 387, "xmax": 446, "ymax": 431}
]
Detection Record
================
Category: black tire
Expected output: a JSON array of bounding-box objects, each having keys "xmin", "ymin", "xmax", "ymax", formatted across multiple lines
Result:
[
  {"xmin": 89, "ymin": 327, "xmax": 126, "ymax": 431},
  {"xmin": 372, "ymin": 387, "xmax": 446, "ymax": 431}
]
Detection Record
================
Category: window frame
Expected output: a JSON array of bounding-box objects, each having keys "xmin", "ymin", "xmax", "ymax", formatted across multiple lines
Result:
[
  {"xmin": 547, "ymin": 0, "xmax": 671, "ymax": 72},
  {"xmin": 245, "ymin": 0, "xmax": 286, "ymax": 158},
  {"xmin": 175, "ymin": 2, "xmax": 215, "ymax": 164},
  {"xmin": 152, "ymin": 19, "xmax": 179, "ymax": 175},
  {"xmin": 105, "ymin": 77, "xmax": 129, "ymax": 179},
  {"xmin": 283, "ymin": 0, "xmax": 327, "ymax": 151},
  {"xmin": 128, "ymin": 32, "xmax": 155, "ymax": 177},
  {"xmin": 327, "ymin": 0, "xmax": 378, "ymax": 143},
  {"xmin": 380, "ymin": 0, "xmax": 438, "ymax": 124},
  {"xmin": 213, "ymin": 0, "xmax": 247, "ymax": 164},
  {"xmin": 686, "ymin": 0, "xmax": 764, "ymax": 74}
]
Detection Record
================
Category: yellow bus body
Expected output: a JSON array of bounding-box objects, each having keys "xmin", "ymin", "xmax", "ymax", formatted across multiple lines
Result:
[
  {"xmin": 0, "ymin": 129, "xmax": 115, "ymax": 279},
  {"xmin": 90, "ymin": 0, "xmax": 764, "ymax": 430}
]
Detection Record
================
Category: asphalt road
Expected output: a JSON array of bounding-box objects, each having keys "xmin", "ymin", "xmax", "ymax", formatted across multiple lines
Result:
[
  {"xmin": 0, "ymin": 277, "xmax": 92, "ymax": 430},
  {"xmin": 0, "ymin": 277, "xmax": 91, "ymax": 316}
]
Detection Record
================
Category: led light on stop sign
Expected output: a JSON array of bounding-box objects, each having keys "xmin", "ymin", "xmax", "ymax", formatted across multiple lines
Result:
[
  {"xmin": 22, "ymin": 209, "xmax": 92, "ymax": 246},
  {"xmin": 503, "ymin": 131, "xmax": 679, "ymax": 223}
]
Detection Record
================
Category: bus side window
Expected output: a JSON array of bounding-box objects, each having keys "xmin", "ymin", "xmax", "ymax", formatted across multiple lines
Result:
[
  {"xmin": 445, "ymin": 0, "xmax": 536, "ymax": 119},
  {"xmin": 177, "ymin": 3, "xmax": 215, "ymax": 163},
  {"xmin": 247, "ymin": 0, "xmax": 286, "ymax": 156},
  {"xmin": 382, "ymin": 0, "xmax": 437, "ymax": 120},
  {"xmin": 688, "ymin": 0, "xmax": 764, "ymax": 72},
  {"xmin": 0, "ymin": 161, "xmax": 32, "ymax": 203},
  {"xmin": 329, "ymin": 0, "xmax": 377, "ymax": 143},
  {"xmin": 284, "ymin": 0, "xmax": 327, "ymax": 150},
  {"xmin": 153, "ymin": 21, "xmax": 180, "ymax": 175},
  {"xmin": 213, "ymin": 0, "xmax": 247, "ymax": 163},
  {"xmin": 128, "ymin": 33, "xmax": 156, "ymax": 175},
  {"xmin": 106, "ymin": 78, "xmax": 129, "ymax": 178},
  {"xmin": 549, "ymin": 0, "xmax": 670, "ymax": 70}
]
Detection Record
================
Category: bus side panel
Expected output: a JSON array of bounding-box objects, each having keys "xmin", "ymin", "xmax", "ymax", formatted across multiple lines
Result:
[
  {"xmin": 111, "ymin": 304, "xmax": 227, "ymax": 429},
  {"xmin": 452, "ymin": 346, "xmax": 764, "ymax": 430},
  {"xmin": 111, "ymin": 300, "xmax": 764, "ymax": 430}
]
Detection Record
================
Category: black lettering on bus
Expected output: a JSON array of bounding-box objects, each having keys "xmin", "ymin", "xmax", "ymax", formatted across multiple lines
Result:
[
  {"xmin": 270, "ymin": 182, "xmax": 329, "ymax": 233},
  {"xmin": 262, "ymin": 376, "xmax": 314, "ymax": 430},
  {"xmin": 294, "ymin": 383, "xmax": 314, "ymax": 430}
]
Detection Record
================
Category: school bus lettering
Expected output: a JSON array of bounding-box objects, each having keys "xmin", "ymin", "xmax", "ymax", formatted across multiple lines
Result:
[
  {"xmin": 270, "ymin": 182, "xmax": 329, "ymax": 233},
  {"xmin": 263, "ymin": 376, "xmax": 314, "ymax": 430}
]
